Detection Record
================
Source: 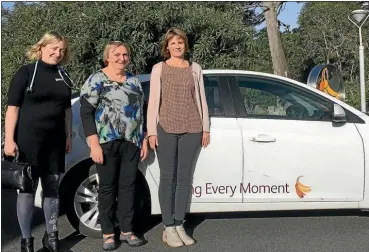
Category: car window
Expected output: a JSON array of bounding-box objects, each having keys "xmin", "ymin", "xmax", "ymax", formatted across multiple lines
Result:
[
  {"xmin": 204, "ymin": 75, "xmax": 224, "ymax": 116},
  {"xmin": 236, "ymin": 76, "xmax": 333, "ymax": 121},
  {"xmin": 141, "ymin": 77, "xmax": 227, "ymax": 117},
  {"xmin": 142, "ymin": 81, "xmax": 150, "ymax": 103}
]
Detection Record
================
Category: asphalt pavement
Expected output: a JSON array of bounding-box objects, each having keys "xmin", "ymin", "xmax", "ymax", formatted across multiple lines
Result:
[{"xmin": 2, "ymin": 189, "xmax": 369, "ymax": 252}]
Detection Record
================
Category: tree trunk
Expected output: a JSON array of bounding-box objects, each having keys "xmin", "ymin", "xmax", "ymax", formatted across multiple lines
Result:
[{"xmin": 263, "ymin": 1, "xmax": 290, "ymax": 77}]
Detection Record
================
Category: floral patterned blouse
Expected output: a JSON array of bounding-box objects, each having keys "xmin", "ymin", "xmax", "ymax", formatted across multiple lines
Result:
[{"xmin": 80, "ymin": 70, "xmax": 145, "ymax": 148}]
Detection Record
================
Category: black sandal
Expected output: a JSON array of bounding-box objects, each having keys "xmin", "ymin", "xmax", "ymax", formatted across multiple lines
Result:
[
  {"xmin": 102, "ymin": 235, "xmax": 116, "ymax": 251},
  {"xmin": 119, "ymin": 233, "xmax": 144, "ymax": 247}
]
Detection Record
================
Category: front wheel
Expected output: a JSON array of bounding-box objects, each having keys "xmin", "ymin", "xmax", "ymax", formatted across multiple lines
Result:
[
  {"xmin": 73, "ymin": 173, "xmax": 102, "ymax": 237},
  {"xmin": 63, "ymin": 166, "xmax": 151, "ymax": 238}
]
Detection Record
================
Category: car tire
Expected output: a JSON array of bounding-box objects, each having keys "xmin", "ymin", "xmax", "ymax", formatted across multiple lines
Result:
[{"xmin": 61, "ymin": 161, "xmax": 151, "ymax": 238}]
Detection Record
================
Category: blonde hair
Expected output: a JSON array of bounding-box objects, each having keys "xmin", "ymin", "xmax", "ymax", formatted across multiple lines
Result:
[
  {"xmin": 103, "ymin": 41, "xmax": 131, "ymax": 66},
  {"xmin": 26, "ymin": 31, "xmax": 70, "ymax": 65},
  {"xmin": 161, "ymin": 28, "xmax": 189, "ymax": 59}
]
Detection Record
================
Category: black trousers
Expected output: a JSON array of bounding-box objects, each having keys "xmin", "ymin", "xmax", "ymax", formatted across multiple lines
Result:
[{"xmin": 96, "ymin": 139, "xmax": 140, "ymax": 234}]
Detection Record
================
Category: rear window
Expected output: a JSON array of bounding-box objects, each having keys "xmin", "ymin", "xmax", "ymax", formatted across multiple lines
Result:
[{"xmin": 142, "ymin": 81, "xmax": 150, "ymax": 103}]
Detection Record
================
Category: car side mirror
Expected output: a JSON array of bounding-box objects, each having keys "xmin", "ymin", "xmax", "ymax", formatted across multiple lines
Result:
[{"xmin": 332, "ymin": 104, "xmax": 346, "ymax": 123}]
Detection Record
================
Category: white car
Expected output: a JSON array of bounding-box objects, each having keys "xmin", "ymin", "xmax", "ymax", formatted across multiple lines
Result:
[{"xmin": 32, "ymin": 70, "xmax": 369, "ymax": 237}]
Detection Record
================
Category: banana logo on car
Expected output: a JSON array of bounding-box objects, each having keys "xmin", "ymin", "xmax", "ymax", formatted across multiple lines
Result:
[
  {"xmin": 318, "ymin": 68, "xmax": 342, "ymax": 99},
  {"xmin": 295, "ymin": 176, "xmax": 311, "ymax": 198}
]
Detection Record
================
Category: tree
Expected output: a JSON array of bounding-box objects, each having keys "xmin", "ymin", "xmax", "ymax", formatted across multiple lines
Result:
[
  {"xmin": 242, "ymin": 1, "xmax": 290, "ymax": 77},
  {"xmin": 281, "ymin": 30, "xmax": 306, "ymax": 81},
  {"xmin": 1, "ymin": 1, "xmax": 258, "ymax": 125},
  {"xmin": 262, "ymin": 1, "xmax": 290, "ymax": 77},
  {"xmin": 2, "ymin": 1, "xmax": 367, "ymax": 124},
  {"xmin": 248, "ymin": 28, "xmax": 273, "ymax": 74}
]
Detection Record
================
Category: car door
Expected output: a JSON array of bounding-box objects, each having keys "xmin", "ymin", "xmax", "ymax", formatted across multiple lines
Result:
[
  {"xmin": 146, "ymin": 74, "xmax": 244, "ymax": 203},
  {"xmin": 190, "ymin": 74, "xmax": 243, "ymax": 203},
  {"xmin": 227, "ymin": 74, "xmax": 364, "ymax": 203}
]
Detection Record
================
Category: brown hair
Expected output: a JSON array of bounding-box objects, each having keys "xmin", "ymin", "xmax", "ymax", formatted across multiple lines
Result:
[
  {"xmin": 26, "ymin": 31, "xmax": 70, "ymax": 65},
  {"xmin": 161, "ymin": 28, "xmax": 189, "ymax": 59},
  {"xmin": 103, "ymin": 41, "xmax": 131, "ymax": 66}
]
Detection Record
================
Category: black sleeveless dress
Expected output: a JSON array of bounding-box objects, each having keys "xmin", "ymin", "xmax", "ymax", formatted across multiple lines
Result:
[{"xmin": 7, "ymin": 60, "xmax": 72, "ymax": 176}]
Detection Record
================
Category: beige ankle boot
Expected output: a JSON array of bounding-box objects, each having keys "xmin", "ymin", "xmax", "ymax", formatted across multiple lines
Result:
[
  {"xmin": 163, "ymin": 226, "xmax": 184, "ymax": 247},
  {"xmin": 175, "ymin": 225, "xmax": 195, "ymax": 245}
]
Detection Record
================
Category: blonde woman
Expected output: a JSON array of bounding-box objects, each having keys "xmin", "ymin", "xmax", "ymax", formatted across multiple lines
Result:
[
  {"xmin": 80, "ymin": 41, "xmax": 148, "ymax": 251},
  {"xmin": 147, "ymin": 28, "xmax": 210, "ymax": 247},
  {"xmin": 4, "ymin": 32, "xmax": 73, "ymax": 252}
]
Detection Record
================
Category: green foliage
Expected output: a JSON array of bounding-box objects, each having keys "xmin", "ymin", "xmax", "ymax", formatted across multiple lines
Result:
[
  {"xmin": 297, "ymin": 1, "xmax": 369, "ymax": 111},
  {"xmin": 248, "ymin": 28, "xmax": 273, "ymax": 74},
  {"xmin": 1, "ymin": 1, "xmax": 368, "ymax": 128},
  {"xmin": 281, "ymin": 31, "xmax": 306, "ymax": 81},
  {"xmin": 249, "ymin": 2, "xmax": 369, "ymax": 111},
  {"xmin": 1, "ymin": 1, "xmax": 255, "ymax": 125},
  {"xmin": 344, "ymin": 81, "xmax": 369, "ymax": 110}
]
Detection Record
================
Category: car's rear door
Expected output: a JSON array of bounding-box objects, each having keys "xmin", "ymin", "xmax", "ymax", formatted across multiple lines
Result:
[
  {"xmin": 146, "ymin": 74, "xmax": 244, "ymax": 203},
  {"xmin": 190, "ymin": 74, "xmax": 243, "ymax": 203}
]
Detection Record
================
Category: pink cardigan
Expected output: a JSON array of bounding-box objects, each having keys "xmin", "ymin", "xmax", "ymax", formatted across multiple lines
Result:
[{"xmin": 147, "ymin": 62, "xmax": 210, "ymax": 136}]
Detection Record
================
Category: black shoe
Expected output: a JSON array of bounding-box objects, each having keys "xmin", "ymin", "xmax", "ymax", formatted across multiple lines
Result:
[
  {"xmin": 42, "ymin": 231, "xmax": 60, "ymax": 252},
  {"xmin": 21, "ymin": 237, "xmax": 34, "ymax": 252}
]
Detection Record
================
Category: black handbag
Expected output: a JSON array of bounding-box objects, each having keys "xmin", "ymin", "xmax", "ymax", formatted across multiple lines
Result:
[{"xmin": 1, "ymin": 148, "xmax": 34, "ymax": 192}]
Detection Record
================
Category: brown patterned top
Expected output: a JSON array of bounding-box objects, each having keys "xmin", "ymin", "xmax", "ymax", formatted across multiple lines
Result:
[{"xmin": 158, "ymin": 63, "xmax": 203, "ymax": 134}]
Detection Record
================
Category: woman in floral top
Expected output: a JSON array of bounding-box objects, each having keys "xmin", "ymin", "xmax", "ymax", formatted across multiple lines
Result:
[{"xmin": 80, "ymin": 41, "xmax": 148, "ymax": 251}]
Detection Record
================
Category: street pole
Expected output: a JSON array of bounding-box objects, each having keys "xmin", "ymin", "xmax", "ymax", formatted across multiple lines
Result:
[
  {"xmin": 358, "ymin": 25, "xmax": 366, "ymax": 113},
  {"xmin": 359, "ymin": 43, "xmax": 366, "ymax": 113},
  {"xmin": 349, "ymin": 10, "xmax": 369, "ymax": 113}
]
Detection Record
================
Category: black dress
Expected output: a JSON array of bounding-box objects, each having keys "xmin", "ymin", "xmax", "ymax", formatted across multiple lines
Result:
[{"xmin": 7, "ymin": 60, "xmax": 72, "ymax": 176}]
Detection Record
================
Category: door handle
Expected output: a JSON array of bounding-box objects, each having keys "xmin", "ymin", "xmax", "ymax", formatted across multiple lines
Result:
[{"xmin": 250, "ymin": 134, "xmax": 276, "ymax": 143}]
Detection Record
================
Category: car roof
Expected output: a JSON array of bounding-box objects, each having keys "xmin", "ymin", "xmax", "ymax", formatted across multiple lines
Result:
[
  {"xmin": 138, "ymin": 69, "xmax": 307, "ymax": 88},
  {"xmin": 86, "ymin": 70, "xmax": 300, "ymax": 86},
  {"xmin": 85, "ymin": 69, "xmax": 324, "ymax": 97},
  {"xmin": 137, "ymin": 74, "xmax": 151, "ymax": 83}
]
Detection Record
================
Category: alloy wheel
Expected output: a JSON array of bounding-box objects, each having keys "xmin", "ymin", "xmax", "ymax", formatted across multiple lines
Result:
[{"xmin": 73, "ymin": 174, "xmax": 101, "ymax": 231}]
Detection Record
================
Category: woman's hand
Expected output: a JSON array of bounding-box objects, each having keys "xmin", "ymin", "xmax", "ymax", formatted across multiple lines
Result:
[
  {"xmin": 90, "ymin": 143, "xmax": 104, "ymax": 164},
  {"xmin": 202, "ymin": 132, "xmax": 210, "ymax": 148},
  {"xmin": 148, "ymin": 135, "xmax": 158, "ymax": 150},
  {"xmin": 65, "ymin": 135, "xmax": 72, "ymax": 154},
  {"xmin": 4, "ymin": 140, "xmax": 18, "ymax": 157},
  {"xmin": 141, "ymin": 138, "xmax": 149, "ymax": 161}
]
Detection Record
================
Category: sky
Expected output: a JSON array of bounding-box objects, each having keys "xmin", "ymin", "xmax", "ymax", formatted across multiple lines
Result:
[
  {"xmin": 278, "ymin": 2, "xmax": 304, "ymax": 30},
  {"xmin": 1, "ymin": 1, "xmax": 304, "ymax": 30},
  {"xmin": 256, "ymin": 2, "xmax": 304, "ymax": 31}
]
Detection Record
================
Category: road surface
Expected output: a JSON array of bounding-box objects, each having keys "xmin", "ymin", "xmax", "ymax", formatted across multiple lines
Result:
[{"xmin": 2, "ymin": 190, "xmax": 369, "ymax": 252}]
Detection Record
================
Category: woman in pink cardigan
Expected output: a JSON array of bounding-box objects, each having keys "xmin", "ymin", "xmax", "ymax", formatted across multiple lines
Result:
[{"xmin": 146, "ymin": 28, "xmax": 210, "ymax": 247}]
